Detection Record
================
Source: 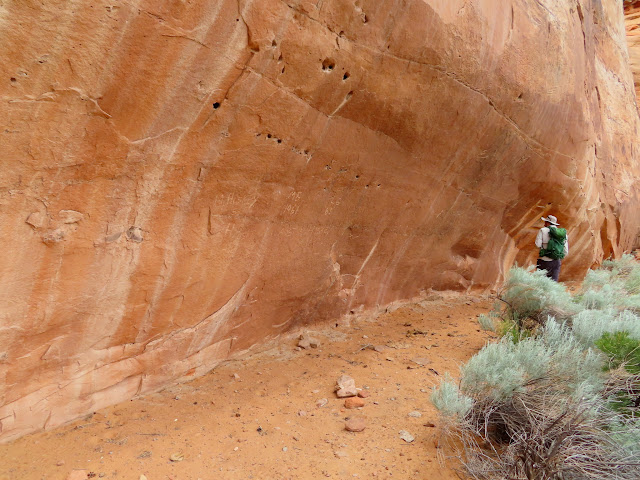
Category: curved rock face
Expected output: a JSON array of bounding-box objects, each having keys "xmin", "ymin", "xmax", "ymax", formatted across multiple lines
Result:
[
  {"xmin": 1, "ymin": 0, "xmax": 639, "ymax": 441},
  {"xmin": 626, "ymin": 0, "xmax": 640, "ymax": 99}
]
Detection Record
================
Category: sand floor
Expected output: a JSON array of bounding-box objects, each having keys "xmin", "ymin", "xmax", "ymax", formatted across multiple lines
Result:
[{"xmin": 0, "ymin": 292, "xmax": 495, "ymax": 480}]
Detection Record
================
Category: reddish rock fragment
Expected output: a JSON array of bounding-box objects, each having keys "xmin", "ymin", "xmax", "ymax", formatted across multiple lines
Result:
[
  {"xmin": 344, "ymin": 397, "xmax": 365, "ymax": 409},
  {"xmin": 345, "ymin": 416, "xmax": 366, "ymax": 432}
]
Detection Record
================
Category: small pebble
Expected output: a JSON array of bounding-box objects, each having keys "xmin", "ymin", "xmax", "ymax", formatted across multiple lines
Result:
[
  {"xmin": 399, "ymin": 430, "xmax": 415, "ymax": 443},
  {"xmin": 408, "ymin": 411, "xmax": 422, "ymax": 418},
  {"xmin": 282, "ymin": 447, "xmax": 288, "ymax": 452},
  {"xmin": 411, "ymin": 358, "xmax": 430, "ymax": 366},
  {"xmin": 169, "ymin": 452, "xmax": 184, "ymax": 462},
  {"xmin": 345, "ymin": 416, "xmax": 366, "ymax": 432}
]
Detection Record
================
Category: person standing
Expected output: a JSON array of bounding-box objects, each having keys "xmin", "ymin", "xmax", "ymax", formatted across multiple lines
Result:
[{"xmin": 535, "ymin": 215, "xmax": 568, "ymax": 282}]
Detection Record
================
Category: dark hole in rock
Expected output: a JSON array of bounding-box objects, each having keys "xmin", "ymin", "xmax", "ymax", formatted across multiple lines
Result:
[
  {"xmin": 10, "ymin": 77, "xmax": 16, "ymax": 82},
  {"xmin": 267, "ymin": 134, "xmax": 272, "ymax": 138},
  {"xmin": 343, "ymin": 72, "xmax": 350, "ymax": 80},
  {"xmin": 272, "ymin": 39, "xmax": 277, "ymax": 46},
  {"xmin": 322, "ymin": 58, "xmax": 336, "ymax": 71},
  {"xmin": 213, "ymin": 102, "xmax": 220, "ymax": 109},
  {"xmin": 277, "ymin": 139, "xmax": 282, "ymax": 144}
]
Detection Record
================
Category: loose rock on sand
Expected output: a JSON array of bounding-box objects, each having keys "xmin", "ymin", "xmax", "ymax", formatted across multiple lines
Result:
[
  {"xmin": 335, "ymin": 375, "xmax": 358, "ymax": 398},
  {"xmin": 345, "ymin": 417, "xmax": 367, "ymax": 432},
  {"xmin": 345, "ymin": 397, "xmax": 365, "ymax": 409}
]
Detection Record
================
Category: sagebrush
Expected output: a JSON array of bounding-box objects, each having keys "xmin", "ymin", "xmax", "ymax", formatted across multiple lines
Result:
[{"xmin": 433, "ymin": 258, "xmax": 640, "ymax": 480}]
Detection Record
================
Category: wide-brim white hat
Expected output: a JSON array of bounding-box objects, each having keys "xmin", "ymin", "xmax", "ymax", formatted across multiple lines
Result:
[{"xmin": 541, "ymin": 215, "xmax": 559, "ymax": 226}]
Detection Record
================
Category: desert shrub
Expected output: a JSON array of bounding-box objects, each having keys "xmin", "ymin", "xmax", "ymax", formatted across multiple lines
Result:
[
  {"xmin": 430, "ymin": 374, "xmax": 472, "ymax": 420},
  {"xmin": 433, "ymin": 323, "xmax": 640, "ymax": 479},
  {"xmin": 443, "ymin": 258, "xmax": 640, "ymax": 478},
  {"xmin": 578, "ymin": 255, "xmax": 640, "ymax": 313},
  {"xmin": 573, "ymin": 310, "xmax": 640, "ymax": 347},
  {"xmin": 499, "ymin": 267, "xmax": 576, "ymax": 325},
  {"xmin": 483, "ymin": 260, "xmax": 640, "ymax": 344},
  {"xmin": 478, "ymin": 267, "xmax": 577, "ymax": 341},
  {"xmin": 624, "ymin": 266, "xmax": 640, "ymax": 295},
  {"xmin": 477, "ymin": 312, "xmax": 498, "ymax": 332},
  {"xmin": 458, "ymin": 323, "xmax": 603, "ymax": 404},
  {"xmin": 497, "ymin": 319, "xmax": 532, "ymax": 344},
  {"xmin": 478, "ymin": 312, "xmax": 531, "ymax": 344}
]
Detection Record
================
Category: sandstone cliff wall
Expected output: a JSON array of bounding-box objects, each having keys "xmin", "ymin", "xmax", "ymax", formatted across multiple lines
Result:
[
  {"xmin": 1, "ymin": 0, "xmax": 639, "ymax": 441},
  {"xmin": 625, "ymin": 0, "xmax": 640, "ymax": 99}
]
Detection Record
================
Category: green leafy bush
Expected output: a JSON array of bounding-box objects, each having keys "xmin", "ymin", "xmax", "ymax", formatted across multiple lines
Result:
[{"xmin": 596, "ymin": 331, "xmax": 640, "ymax": 374}]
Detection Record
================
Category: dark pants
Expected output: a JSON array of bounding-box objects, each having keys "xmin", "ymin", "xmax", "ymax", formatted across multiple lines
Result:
[{"xmin": 537, "ymin": 258, "xmax": 562, "ymax": 282}]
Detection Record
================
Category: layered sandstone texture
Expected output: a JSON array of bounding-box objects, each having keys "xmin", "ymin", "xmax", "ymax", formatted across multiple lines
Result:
[
  {"xmin": 626, "ymin": 0, "xmax": 640, "ymax": 98},
  {"xmin": 1, "ymin": 0, "xmax": 640, "ymax": 442}
]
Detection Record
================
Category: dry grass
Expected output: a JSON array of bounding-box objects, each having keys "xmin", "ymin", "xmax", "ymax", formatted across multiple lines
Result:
[{"xmin": 440, "ymin": 375, "xmax": 640, "ymax": 480}]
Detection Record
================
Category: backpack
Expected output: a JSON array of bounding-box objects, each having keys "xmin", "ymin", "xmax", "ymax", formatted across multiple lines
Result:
[{"xmin": 540, "ymin": 227, "xmax": 567, "ymax": 260}]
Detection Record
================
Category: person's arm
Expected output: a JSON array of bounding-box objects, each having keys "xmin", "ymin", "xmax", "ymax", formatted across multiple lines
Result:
[
  {"xmin": 535, "ymin": 228, "xmax": 544, "ymax": 248},
  {"xmin": 564, "ymin": 235, "xmax": 569, "ymax": 256}
]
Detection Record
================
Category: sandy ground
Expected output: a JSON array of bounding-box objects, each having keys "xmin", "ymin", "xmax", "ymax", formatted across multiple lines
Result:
[{"xmin": 0, "ymin": 292, "xmax": 494, "ymax": 480}]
